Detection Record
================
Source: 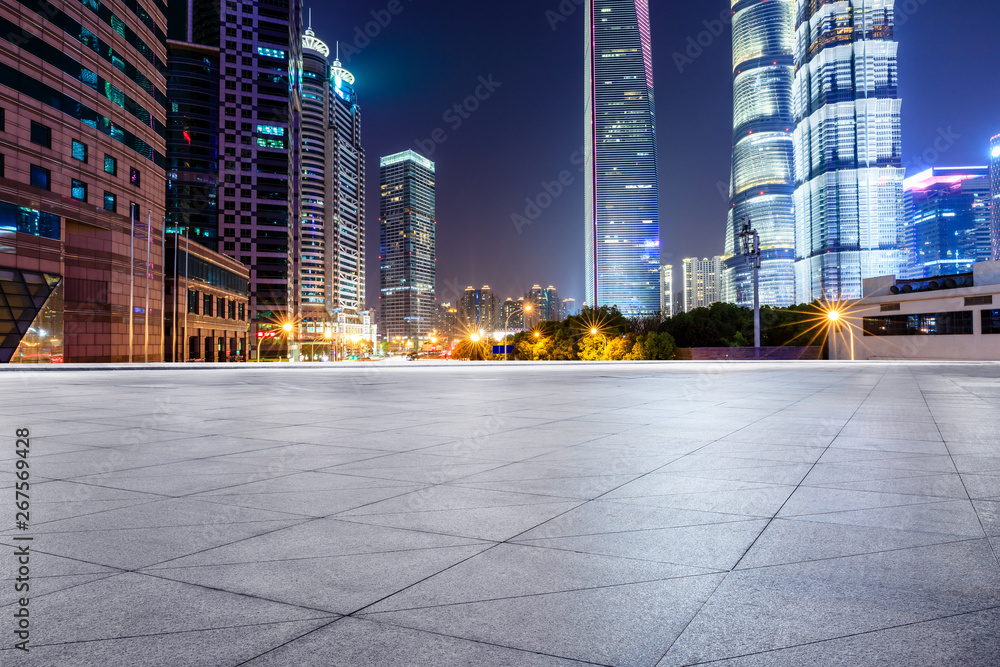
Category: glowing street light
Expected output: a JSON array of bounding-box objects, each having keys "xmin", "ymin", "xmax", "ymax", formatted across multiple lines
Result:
[
  {"xmin": 282, "ymin": 322, "xmax": 293, "ymax": 333},
  {"xmin": 470, "ymin": 332, "xmax": 481, "ymax": 343}
]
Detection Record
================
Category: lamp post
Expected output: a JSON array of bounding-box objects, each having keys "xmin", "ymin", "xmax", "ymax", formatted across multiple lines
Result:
[
  {"xmin": 827, "ymin": 309, "xmax": 854, "ymax": 361},
  {"xmin": 501, "ymin": 304, "xmax": 531, "ymax": 361},
  {"xmin": 590, "ymin": 327, "xmax": 608, "ymax": 359},
  {"xmin": 282, "ymin": 321, "xmax": 294, "ymax": 362},
  {"xmin": 738, "ymin": 217, "xmax": 762, "ymax": 349}
]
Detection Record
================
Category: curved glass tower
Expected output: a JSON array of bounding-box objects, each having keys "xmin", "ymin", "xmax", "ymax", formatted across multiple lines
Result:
[
  {"xmin": 723, "ymin": 0, "xmax": 796, "ymax": 307},
  {"xmin": 299, "ymin": 30, "xmax": 330, "ymax": 313},
  {"xmin": 792, "ymin": 0, "xmax": 903, "ymax": 301},
  {"xmin": 295, "ymin": 27, "xmax": 368, "ymax": 359},
  {"xmin": 585, "ymin": 0, "xmax": 660, "ymax": 317}
]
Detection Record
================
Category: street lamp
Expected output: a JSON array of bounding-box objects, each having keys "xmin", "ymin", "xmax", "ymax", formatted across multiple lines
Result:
[
  {"xmin": 590, "ymin": 328, "xmax": 608, "ymax": 359},
  {"xmin": 826, "ymin": 308, "xmax": 854, "ymax": 360},
  {"xmin": 501, "ymin": 304, "xmax": 531, "ymax": 361}
]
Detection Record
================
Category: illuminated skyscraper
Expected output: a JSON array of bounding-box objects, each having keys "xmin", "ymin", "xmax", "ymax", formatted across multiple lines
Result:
[
  {"xmin": 723, "ymin": 0, "xmax": 796, "ymax": 308},
  {"xmin": 991, "ymin": 134, "xmax": 1000, "ymax": 260},
  {"xmin": 793, "ymin": 0, "xmax": 904, "ymax": 301},
  {"xmin": 294, "ymin": 27, "xmax": 369, "ymax": 359},
  {"xmin": 459, "ymin": 286, "xmax": 497, "ymax": 331},
  {"xmin": 901, "ymin": 167, "xmax": 991, "ymax": 279},
  {"xmin": 585, "ymin": 0, "xmax": 660, "ymax": 316},
  {"xmin": 659, "ymin": 265, "xmax": 674, "ymax": 318},
  {"xmin": 682, "ymin": 257, "xmax": 722, "ymax": 313},
  {"xmin": 379, "ymin": 150, "xmax": 436, "ymax": 350}
]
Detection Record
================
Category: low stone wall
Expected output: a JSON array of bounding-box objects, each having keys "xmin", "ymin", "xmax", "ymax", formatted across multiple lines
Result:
[{"xmin": 675, "ymin": 346, "xmax": 824, "ymax": 361}]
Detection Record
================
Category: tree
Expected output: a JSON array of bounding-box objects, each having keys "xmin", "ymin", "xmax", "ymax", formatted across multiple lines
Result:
[{"xmin": 627, "ymin": 331, "xmax": 676, "ymax": 360}]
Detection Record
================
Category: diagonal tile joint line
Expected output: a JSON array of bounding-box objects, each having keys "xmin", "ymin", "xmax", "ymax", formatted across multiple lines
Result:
[{"xmin": 654, "ymin": 364, "xmax": 886, "ymax": 664}]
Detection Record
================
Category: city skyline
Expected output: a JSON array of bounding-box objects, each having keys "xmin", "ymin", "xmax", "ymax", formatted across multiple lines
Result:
[{"xmin": 309, "ymin": 1, "xmax": 1000, "ymax": 307}]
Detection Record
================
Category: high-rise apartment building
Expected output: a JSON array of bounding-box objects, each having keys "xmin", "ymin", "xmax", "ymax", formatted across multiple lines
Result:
[
  {"xmin": 380, "ymin": 149, "xmax": 436, "ymax": 350},
  {"xmin": 901, "ymin": 167, "xmax": 991, "ymax": 279},
  {"xmin": 585, "ymin": 0, "xmax": 660, "ymax": 316},
  {"xmin": 542, "ymin": 286, "xmax": 560, "ymax": 322},
  {"xmin": 500, "ymin": 298, "xmax": 523, "ymax": 331},
  {"xmin": 1, "ymin": 0, "xmax": 168, "ymax": 362},
  {"xmin": 166, "ymin": 0, "xmax": 302, "ymax": 359},
  {"xmin": 560, "ymin": 298, "xmax": 577, "ymax": 320},
  {"xmin": 459, "ymin": 286, "xmax": 497, "ymax": 332},
  {"xmin": 293, "ymin": 26, "xmax": 370, "ymax": 360},
  {"xmin": 991, "ymin": 134, "xmax": 1000, "ymax": 260},
  {"xmin": 723, "ymin": 0, "xmax": 796, "ymax": 308},
  {"xmin": 659, "ymin": 265, "xmax": 673, "ymax": 318},
  {"xmin": 792, "ymin": 0, "xmax": 903, "ymax": 301},
  {"xmin": 683, "ymin": 257, "xmax": 722, "ymax": 313}
]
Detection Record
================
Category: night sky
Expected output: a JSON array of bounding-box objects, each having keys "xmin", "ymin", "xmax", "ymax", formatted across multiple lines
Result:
[{"xmin": 310, "ymin": 0, "xmax": 1000, "ymax": 308}]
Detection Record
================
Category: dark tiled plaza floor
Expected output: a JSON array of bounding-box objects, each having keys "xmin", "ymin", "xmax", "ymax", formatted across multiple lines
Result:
[{"xmin": 2, "ymin": 361, "xmax": 1000, "ymax": 666}]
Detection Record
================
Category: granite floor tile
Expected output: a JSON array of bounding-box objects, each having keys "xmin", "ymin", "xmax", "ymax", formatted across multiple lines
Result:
[
  {"xmin": 363, "ymin": 575, "xmax": 726, "ymax": 667},
  {"xmin": 242, "ymin": 616, "xmax": 589, "ymax": 666}
]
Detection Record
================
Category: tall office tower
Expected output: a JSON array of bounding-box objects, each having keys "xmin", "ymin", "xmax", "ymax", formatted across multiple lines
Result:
[
  {"xmin": 166, "ymin": 0, "xmax": 220, "ymax": 240},
  {"xmin": 0, "ymin": 0, "xmax": 167, "ymax": 363},
  {"xmin": 379, "ymin": 150, "xmax": 436, "ymax": 350},
  {"xmin": 542, "ymin": 286, "xmax": 560, "ymax": 321},
  {"xmin": 722, "ymin": 0, "xmax": 796, "ymax": 308},
  {"xmin": 901, "ymin": 167, "xmax": 992, "ymax": 279},
  {"xmin": 214, "ymin": 0, "xmax": 301, "ymax": 355},
  {"xmin": 584, "ymin": 0, "xmax": 660, "ymax": 316},
  {"xmin": 459, "ymin": 286, "xmax": 497, "ymax": 332},
  {"xmin": 793, "ymin": 0, "xmax": 903, "ymax": 301},
  {"xmin": 561, "ymin": 298, "xmax": 577, "ymax": 319},
  {"xmin": 294, "ymin": 27, "xmax": 369, "ymax": 360},
  {"xmin": 659, "ymin": 265, "xmax": 673, "ymax": 318},
  {"xmin": 991, "ymin": 134, "xmax": 1000, "ymax": 260},
  {"xmin": 682, "ymin": 257, "xmax": 722, "ymax": 313},
  {"xmin": 298, "ymin": 27, "xmax": 331, "ymax": 322}
]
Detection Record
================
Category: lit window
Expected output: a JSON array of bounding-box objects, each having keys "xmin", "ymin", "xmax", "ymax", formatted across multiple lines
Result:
[
  {"xmin": 72, "ymin": 140, "xmax": 88, "ymax": 162},
  {"xmin": 256, "ymin": 47, "xmax": 286, "ymax": 59},
  {"xmin": 71, "ymin": 179, "xmax": 87, "ymax": 201},
  {"xmin": 104, "ymin": 155, "xmax": 117, "ymax": 175},
  {"xmin": 103, "ymin": 192, "xmax": 116, "ymax": 212}
]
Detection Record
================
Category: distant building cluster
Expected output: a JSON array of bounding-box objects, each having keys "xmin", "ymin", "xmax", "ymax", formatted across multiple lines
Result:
[{"xmin": 453, "ymin": 284, "xmax": 563, "ymax": 333}]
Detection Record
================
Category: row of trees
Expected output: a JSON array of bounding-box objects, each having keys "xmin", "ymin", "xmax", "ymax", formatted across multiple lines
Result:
[{"xmin": 450, "ymin": 304, "xmax": 825, "ymax": 361}]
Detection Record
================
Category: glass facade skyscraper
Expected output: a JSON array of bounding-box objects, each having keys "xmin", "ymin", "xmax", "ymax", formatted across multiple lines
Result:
[
  {"xmin": 380, "ymin": 150, "xmax": 436, "ymax": 350},
  {"xmin": 294, "ymin": 28, "xmax": 369, "ymax": 359},
  {"xmin": 901, "ymin": 167, "xmax": 991, "ymax": 279},
  {"xmin": 585, "ymin": 0, "xmax": 660, "ymax": 317},
  {"xmin": 991, "ymin": 134, "xmax": 1000, "ymax": 260},
  {"xmin": 166, "ymin": 0, "xmax": 302, "ymax": 359},
  {"xmin": 792, "ymin": 0, "xmax": 904, "ymax": 301},
  {"xmin": 723, "ymin": 0, "xmax": 796, "ymax": 308}
]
